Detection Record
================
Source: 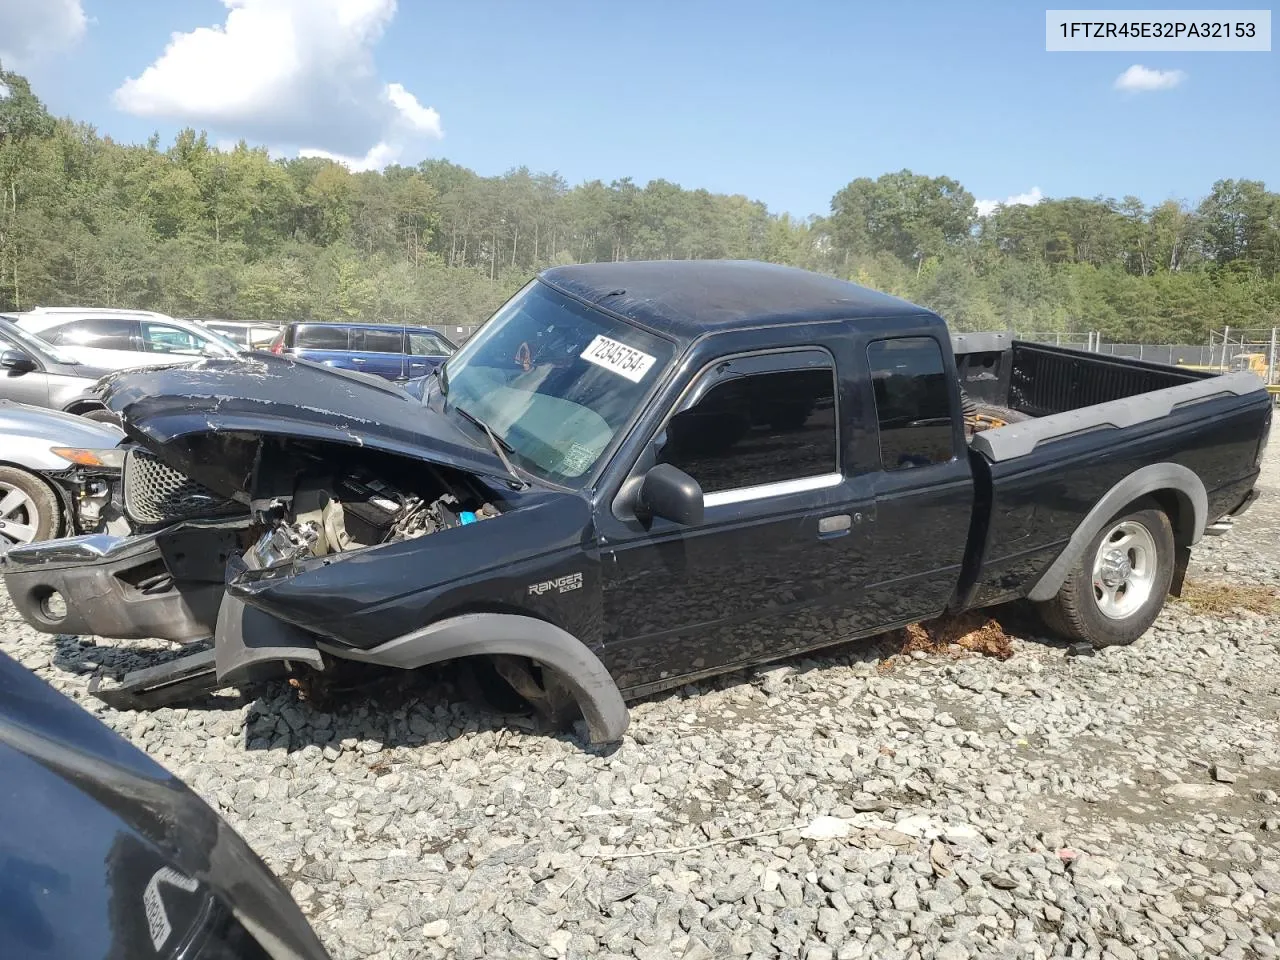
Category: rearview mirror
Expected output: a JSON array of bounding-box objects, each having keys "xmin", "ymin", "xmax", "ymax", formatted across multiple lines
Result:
[
  {"xmin": 637, "ymin": 463, "xmax": 704, "ymax": 526},
  {"xmin": 1, "ymin": 349, "xmax": 37, "ymax": 375}
]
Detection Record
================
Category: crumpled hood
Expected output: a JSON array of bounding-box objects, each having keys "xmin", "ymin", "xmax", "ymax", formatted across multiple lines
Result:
[{"xmin": 98, "ymin": 354, "xmax": 510, "ymax": 487}]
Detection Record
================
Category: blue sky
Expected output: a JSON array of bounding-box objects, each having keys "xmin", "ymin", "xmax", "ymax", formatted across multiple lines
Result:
[{"xmin": 7, "ymin": 0, "xmax": 1278, "ymax": 218}]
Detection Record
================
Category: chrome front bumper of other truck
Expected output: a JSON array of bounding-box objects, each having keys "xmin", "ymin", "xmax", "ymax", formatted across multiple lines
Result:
[{"xmin": 1, "ymin": 518, "xmax": 250, "ymax": 643}]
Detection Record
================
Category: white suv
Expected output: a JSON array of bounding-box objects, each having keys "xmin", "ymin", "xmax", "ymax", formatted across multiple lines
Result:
[{"xmin": 14, "ymin": 308, "xmax": 243, "ymax": 370}]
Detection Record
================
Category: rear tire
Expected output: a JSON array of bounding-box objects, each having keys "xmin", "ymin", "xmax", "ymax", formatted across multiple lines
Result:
[
  {"xmin": 1037, "ymin": 502, "xmax": 1174, "ymax": 648},
  {"xmin": 0, "ymin": 467, "xmax": 63, "ymax": 547}
]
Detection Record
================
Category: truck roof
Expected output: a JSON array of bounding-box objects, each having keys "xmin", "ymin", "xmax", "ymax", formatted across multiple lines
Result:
[{"xmin": 539, "ymin": 260, "xmax": 935, "ymax": 340}]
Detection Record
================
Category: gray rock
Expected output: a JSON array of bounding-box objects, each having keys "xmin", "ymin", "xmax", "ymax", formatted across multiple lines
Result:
[
  {"xmin": 1253, "ymin": 870, "xmax": 1280, "ymax": 893},
  {"xmin": 509, "ymin": 910, "xmax": 558, "ymax": 948},
  {"xmin": 422, "ymin": 919, "xmax": 449, "ymax": 938}
]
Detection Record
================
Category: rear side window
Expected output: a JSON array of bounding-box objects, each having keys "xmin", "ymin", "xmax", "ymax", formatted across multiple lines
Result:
[
  {"xmin": 352, "ymin": 327, "xmax": 404, "ymax": 353},
  {"xmin": 294, "ymin": 325, "xmax": 350, "ymax": 350},
  {"xmin": 658, "ymin": 357, "xmax": 838, "ymax": 497},
  {"xmin": 42, "ymin": 318, "xmax": 137, "ymax": 350},
  {"xmin": 867, "ymin": 337, "xmax": 955, "ymax": 470}
]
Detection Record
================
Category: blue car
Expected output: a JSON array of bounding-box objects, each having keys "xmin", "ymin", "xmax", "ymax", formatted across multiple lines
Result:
[{"xmin": 267, "ymin": 322, "xmax": 456, "ymax": 381}]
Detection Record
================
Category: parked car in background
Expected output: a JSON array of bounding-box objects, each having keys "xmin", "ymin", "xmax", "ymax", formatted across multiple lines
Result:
[
  {"xmin": 0, "ymin": 648, "xmax": 333, "ymax": 960},
  {"xmin": 13, "ymin": 308, "xmax": 242, "ymax": 371},
  {"xmin": 190, "ymin": 318, "xmax": 283, "ymax": 350},
  {"xmin": 0, "ymin": 316, "xmax": 118, "ymax": 421},
  {"xmin": 0, "ymin": 400, "xmax": 129, "ymax": 550},
  {"xmin": 267, "ymin": 321, "xmax": 456, "ymax": 381}
]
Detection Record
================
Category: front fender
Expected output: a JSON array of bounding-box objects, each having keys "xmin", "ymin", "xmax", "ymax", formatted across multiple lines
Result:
[{"xmin": 320, "ymin": 612, "xmax": 629, "ymax": 745}]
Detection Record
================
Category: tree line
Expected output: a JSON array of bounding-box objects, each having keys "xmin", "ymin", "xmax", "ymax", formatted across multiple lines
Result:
[{"xmin": 2, "ymin": 65, "xmax": 1278, "ymax": 343}]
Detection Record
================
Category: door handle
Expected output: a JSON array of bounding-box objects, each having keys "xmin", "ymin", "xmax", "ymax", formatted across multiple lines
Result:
[
  {"xmin": 351, "ymin": 357, "xmax": 366, "ymax": 364},
  {"xmin": 818, "ymin": 514, "xmax": 852, "ymax": 536}
]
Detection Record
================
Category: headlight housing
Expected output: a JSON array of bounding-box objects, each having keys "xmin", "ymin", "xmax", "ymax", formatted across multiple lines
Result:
[{"xmin": 50, "ymin": 446, "xmax": 127, "ymax": 469}]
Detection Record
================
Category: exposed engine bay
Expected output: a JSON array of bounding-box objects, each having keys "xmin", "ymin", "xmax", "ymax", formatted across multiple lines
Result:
[{"xmin": 244, "ymin": 464, "xmax": 501, "ymax": 569}]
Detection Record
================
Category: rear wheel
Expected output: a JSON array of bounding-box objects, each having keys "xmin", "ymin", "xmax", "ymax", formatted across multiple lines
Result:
[
  {"xmin": 1037, "ymin": 502, "xmax": 1174, "ymax": 648},
  {"xmin": 0, "ymin": 467, "xmax": 62, "ymax": 547}
]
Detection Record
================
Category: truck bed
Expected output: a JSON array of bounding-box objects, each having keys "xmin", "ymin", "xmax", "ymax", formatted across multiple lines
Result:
[
  {"xmin": 952, "ymin": 335, "xmax": 1263, "ymax": 462},
  {"xmin": 949, "ymin": 333, "xmax": 1271, "ymax": 613}
]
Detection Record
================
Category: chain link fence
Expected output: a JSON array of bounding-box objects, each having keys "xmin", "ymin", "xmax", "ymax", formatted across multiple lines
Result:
[{"xmin": 1017, "ymin": 329, "xmax": 1280, "ymax": 385}]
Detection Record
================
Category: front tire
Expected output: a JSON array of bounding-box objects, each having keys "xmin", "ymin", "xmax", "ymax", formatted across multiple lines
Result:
[
  {"xmin": 0, "ymin": 467, "xmax": 63, "ymax": 547},
  {"xmin": 79, "ymin": 407, "xmax": 121, "ymax": 425},
  {"xmin": 1037, "ymin": 502, "xmax": 1174, "ymax": 648}
]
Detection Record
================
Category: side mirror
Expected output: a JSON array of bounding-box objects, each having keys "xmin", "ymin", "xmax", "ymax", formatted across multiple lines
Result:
[
  {"xmin": 637, "ymin": 463, "xmax": 704, "ymax": 526},
  {"xmin": 1, "ymin": 349, "xmax": 37, "ymax": 375}
]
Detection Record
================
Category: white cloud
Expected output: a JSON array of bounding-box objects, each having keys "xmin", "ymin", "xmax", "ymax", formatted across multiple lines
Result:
[
  {"xmin": 300, "ymin": 141, "xmax": 400, "ymax": 172},
  {"xmin": 113, "ymin": 0, "xmax": 442, "ymax": 169},
  {"xmin": 975, "ymin": 186, "xmax": 1044, "ymax": 218},
  {"xmin": 0, "ymin": 0, "xmax": 87, "ymax": 67},
  {"xmin": 386, "ymin": 83, "xmax": 441, "ymax": 137},
  {"xmin": 0, "ymin": 82, "xmax": 9, "ymax": 101},
  {"xmin": 1114, "ymin": 64, "xmax": 1187, "ymax": 93}
]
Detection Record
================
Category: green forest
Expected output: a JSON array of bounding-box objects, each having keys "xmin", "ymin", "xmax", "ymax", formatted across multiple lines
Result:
[{"xmin": 2, "ymin": 66, "xmax": 1278, "ymax": 342}]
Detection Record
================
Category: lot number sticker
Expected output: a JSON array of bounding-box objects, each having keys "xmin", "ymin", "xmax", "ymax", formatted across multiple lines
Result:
[{"xmin": 580, "ymin": 335, "xmax": 657, "ymax": 383}]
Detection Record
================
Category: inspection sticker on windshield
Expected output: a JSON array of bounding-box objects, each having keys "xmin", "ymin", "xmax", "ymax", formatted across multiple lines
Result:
[{"xmin": 580, "ymin": 335, "xmax": 657, "ymax": 383}]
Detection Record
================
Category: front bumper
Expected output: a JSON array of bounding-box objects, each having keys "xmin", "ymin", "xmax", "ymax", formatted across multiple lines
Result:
[{"xmin": 1, "ymin": 519, "xmax": 249, "ymax": 642}]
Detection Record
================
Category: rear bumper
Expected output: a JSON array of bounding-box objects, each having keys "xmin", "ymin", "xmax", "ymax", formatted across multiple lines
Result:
[
  {"xmin": 1229, "ymin": 486, "xmax": 1260, "ymax": 518},
  {"xmin": 1, "ymin": 519, "xmax": 247, "ymax": 642}
]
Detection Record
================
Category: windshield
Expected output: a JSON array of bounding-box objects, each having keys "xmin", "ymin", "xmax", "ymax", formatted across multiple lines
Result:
[
  {"xmin": 440, "ymin": 279, "xmax": 675, "ymax": 486},
  {"xmin": 0, "ymin": 319, "xmax": 79, "ymax": 364}
]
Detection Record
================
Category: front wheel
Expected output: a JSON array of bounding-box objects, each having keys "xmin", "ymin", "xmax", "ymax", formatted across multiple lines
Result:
[
  {"xmin": 80, "ymin": 407, "xmax": 121, "ymax": 425},
  {"xmin": 1037, "ymin": 503, "xmax": 1175, "ymax": 648},
  {"xmin": 0, "ymin": 467, "xmax": 63, "ymax": 548}
]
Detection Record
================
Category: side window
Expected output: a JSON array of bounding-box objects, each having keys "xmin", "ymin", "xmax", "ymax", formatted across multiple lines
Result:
[
  {"xmin": 407, "ymin": 331, "xmax": 453, "ymax": 356},
  {"xmin": 867, "ymin": 337, "xmax": 955, "ymax": 471},
  {"xmin": 657, "ymin": 359, "xmax": 838, "ymax": 497},
  {"xmin": 352, "ymin": 328, "xmax": 405, "ymax": 353},
  {"xmin": 295, "ymin": 325, "xmax": 350, "ymax": 350},
  {"xmin": 141, "ymin": 322, "xmax": 203, "ymax": 354},
  {"xmin": 44, "ymin": 318, "xmax": 136, "ymax": 350}
]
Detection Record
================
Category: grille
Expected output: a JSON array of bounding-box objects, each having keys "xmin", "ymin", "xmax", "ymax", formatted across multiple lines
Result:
[{"xmin": 122, "ymin": 448, "xmax": 240, "ymax": 526}]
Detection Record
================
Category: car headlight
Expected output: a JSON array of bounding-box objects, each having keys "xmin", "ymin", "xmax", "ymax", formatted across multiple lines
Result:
[{"xmin": 50, "ymin": 447, "xmax": 127, "ymax": 469}]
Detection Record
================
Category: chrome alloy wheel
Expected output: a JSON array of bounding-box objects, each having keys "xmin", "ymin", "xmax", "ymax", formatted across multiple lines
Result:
[
  {"xmin": 1092, "ymin": 519, "xmax": 1158, "ymax": 620},
  {"xmin": 0, "ymin": 482, "xmax": 39, "ymax": 546}
]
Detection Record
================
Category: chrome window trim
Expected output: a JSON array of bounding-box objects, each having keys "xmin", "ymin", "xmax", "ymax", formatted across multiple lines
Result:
[{"xmin": 703, "ymin": 471, "xmax": 843, "ymax": 508}]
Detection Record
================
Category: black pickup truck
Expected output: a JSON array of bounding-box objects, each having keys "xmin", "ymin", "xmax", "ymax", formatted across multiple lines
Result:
[{"xmin": 2, "ymin": 261, "xmax": 1271, "ymax": 744}]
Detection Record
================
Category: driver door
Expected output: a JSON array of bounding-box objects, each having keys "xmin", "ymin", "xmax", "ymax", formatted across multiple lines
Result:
[
  {"xmin": 0, "ymin": 346, "xmax": 51, "ymax": 406},
  {"xmin": 597, "ymin": 347, "xmax": 877, "ymax": 693}
]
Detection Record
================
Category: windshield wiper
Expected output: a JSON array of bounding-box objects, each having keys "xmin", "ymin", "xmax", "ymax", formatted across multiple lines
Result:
[{"xmin": 454, "ymin": 405, "xmax": 528, "ymax": 489}]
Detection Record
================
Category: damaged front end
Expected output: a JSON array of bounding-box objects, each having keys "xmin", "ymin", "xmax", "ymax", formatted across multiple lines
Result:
[
  {"xmin": 4, "ymin": 438, "xmax": 506, "ymax": 706},
  {"xmin": 2, "ymin": 354, "xmax": 517, "ymax": 709}
]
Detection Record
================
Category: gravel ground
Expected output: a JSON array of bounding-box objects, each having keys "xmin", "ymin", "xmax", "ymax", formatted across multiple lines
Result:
[{"xmin": 4, "ymin": 440, "xmax": 1280, "ymax": 960}]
